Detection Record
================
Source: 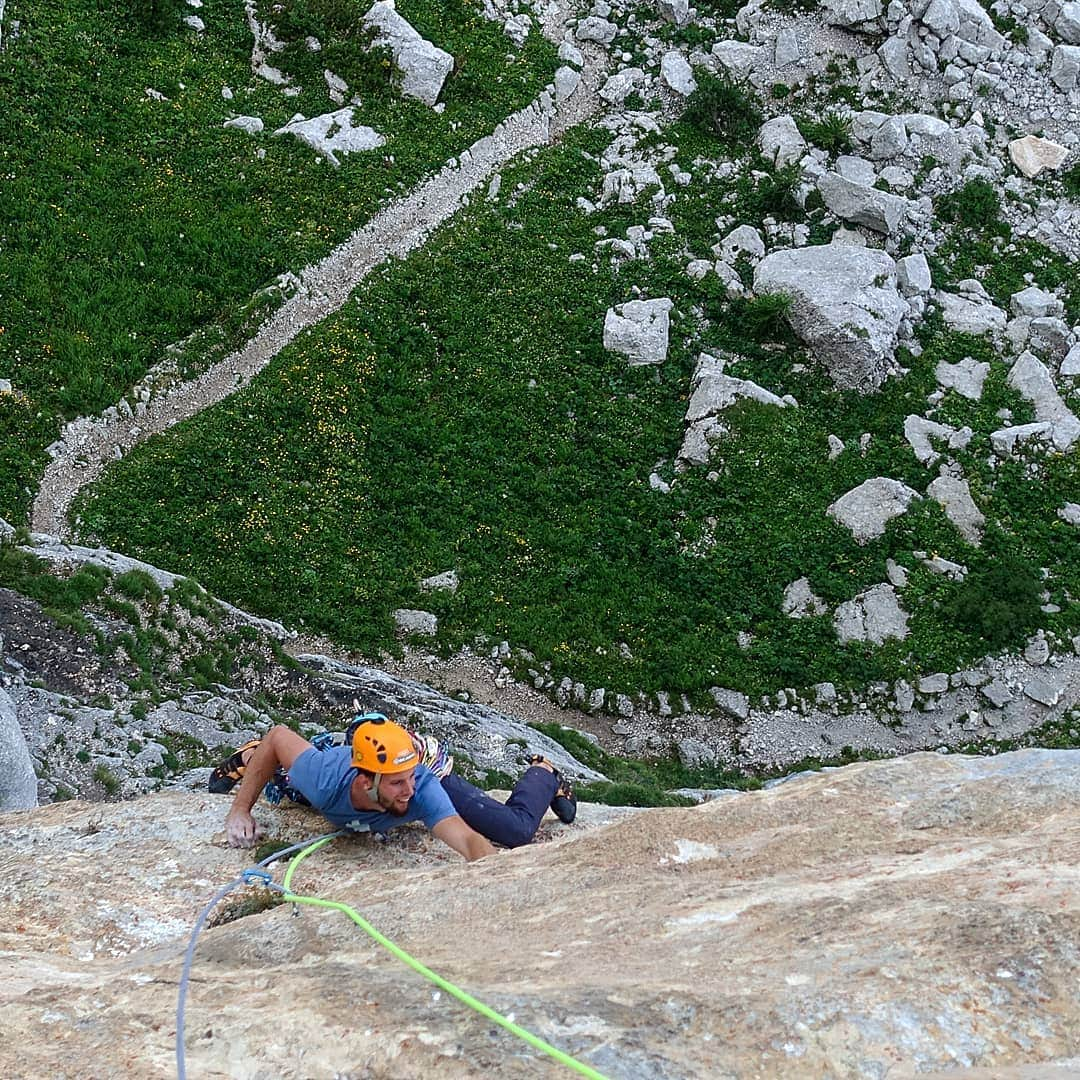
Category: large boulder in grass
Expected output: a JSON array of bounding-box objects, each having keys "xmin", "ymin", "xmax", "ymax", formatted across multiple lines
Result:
[
  {"xmin": 361, "ymin": 0, "xmax": 453, "ymax": 107},
  {"xmin": 753, "ymin": 245, "xmax": 906, "ymax": 392}
]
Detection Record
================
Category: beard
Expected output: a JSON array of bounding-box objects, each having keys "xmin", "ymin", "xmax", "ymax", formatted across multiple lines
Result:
[{"xmin": 379, "ymin": 791, "xmax": 411, "ymax": 816}]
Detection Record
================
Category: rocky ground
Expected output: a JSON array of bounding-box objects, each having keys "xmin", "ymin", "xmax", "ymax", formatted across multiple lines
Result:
[{"xmin": 4, "ymin": 527, "xmax": 1080, "ymax": 809}]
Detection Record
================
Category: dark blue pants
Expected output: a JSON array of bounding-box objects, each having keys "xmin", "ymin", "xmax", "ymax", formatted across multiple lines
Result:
[{"xmin": 440, "ymin": 767, "xmax": 558, "ymax": 848}]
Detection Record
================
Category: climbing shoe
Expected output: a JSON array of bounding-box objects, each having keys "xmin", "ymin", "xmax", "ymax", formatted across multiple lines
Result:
[
  {"xmin": 207, "ymin": 739, "xmax": 262, "ymax": 795},
  {"xmin": 550, "ymin": 775, "xmax": 577, "ymax": 825}
]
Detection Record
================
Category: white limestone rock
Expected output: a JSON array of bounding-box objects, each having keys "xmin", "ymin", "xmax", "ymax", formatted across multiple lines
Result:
[
  {"xmin": 869, "ymin": 116, "xmax": 908, "ymax": 161},
  {"xmin": 600, "ymin": 68, "xmax": 646, "ymax": 106},
  {"xmin": 834, "ymin": 583, "xmax": 909, "ymax": 645},
  {"xmin": 1054, "ymin": 2, "xmax": 1080, "ymax": 44},
  {"xmin": 753, "ymin": 245, "xmax": 906, "ymax": 392},
  {"xmin": 503, "ymin": 13, "xmax": 531, "ymax": 46},
  {"xmin": 558, "ymin": 41, "xmax": 584, "ymax": 67},
  {"xmin": 716, "ymin": 224, "xmax": 765, "ymax": 264},
  {"xmin": 274, "ymin": 108, "xmax": 385, "ymax": 166},
  {"xmin": 1058, "ymin": 503, "xmax": 1080, "ymax": 527},
  {"xmin": 1008, "ymin": 136, "xmax": 1069, "ymax": 179},
  {"xmin": 818, "ymin": 172, "xmax": 916, "ymax": 234},
  {"xmin": 1010, "ymin": 286, "xmax": 1064, "ymax": 320},
  {"xmin": 1062, "ymin": 345, "xmax": 1080, "ymax": 377},
  {"xmin": 660, "ymin": 51, "xmax": 696, "ymax": 95},
  {"xmin": 937, "ymin": 292, "xmax": 1007, "ymax": 336},
  {"xmin": 678, "ymin": 353, "xmax": 791, "ymax": 463},
  {"xmin": 837, "ymin": 155, "xmax": 877, "ymax": 186},
  {"xmin": 896, "ymin": 253, "xmax": 932, "ymax": 297},
  {"xmin": 658, "ymin": 0, "xmax": 691, "ymax": 26},
  {"xmin": 783, "ymin": 578, "xmax": 827, "ymax": 619},
  {"xmin": 712, "ymin": 40, "xmax": 766, "ymax": 80},
  {"xmin": 1006, "ymin": 351, "xmax": 1080, "ymax": 451},
  {"xmin": 554, "ymin": 65, "xmax": 581, "ymax": 105},
  {"xmin": 936, "ymin": 355, "xmax": 989, "ymax": 400},
  {"xmin": 0, "ymin": 688, "xmax": 37, "ymax": 811},
  {"xmin": 821, "ymin": 0, "xmax": 883, "ymax": 31},
  {"xmin": 392, "ymin": 608, "xmax": 438, "ymax": 636},
  {"xmin": 927, "ymin": 475, "xmax": 985, "ymax": 545},
  {"xmin": 603, "ymin": 299, "xmax": 674, "ymax": 366},
  {"xmin": 324, "ymin": 70, "xmax": 349, "ymax": 104},
  {"xmin": 1051, "ymin": 45, "xmax": 1080, "ymax": 90},
  {"xmin": 223, "ymin": 115, "xmax": 264, "ymax": 135},
  {"xmin": 903, "ymin": 415, "xmax": 966, "ymax": 465},
  {"xmin": 828, "ymin": 478, "xmax": 920, "ymax": 542},
  {"xmin": 362, "ymin": 0, "xmax": 453, "ymax": 107},
  {"xmin": 576, "ymin": 16, "xmax": 617, "ymax": 43},
  {"xmin": 420, "ymin": 570, "xmax": 459, "ymax": 593},
  {"xmin": 989, "ymin": 422, "xmax": 1054, "ymax": 457},
  {"xmin": 758, "ymin": 115, "xmax": 806, "ymax": 168},
  {"xmin": 772, "ymin": 26, "xmax": 800, "ymax": 66}
]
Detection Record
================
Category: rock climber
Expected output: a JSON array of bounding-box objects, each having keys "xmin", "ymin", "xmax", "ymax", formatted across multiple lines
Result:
[{"xmin": 211, "ymin": 712, "xmax": 577, "ymax": 862}]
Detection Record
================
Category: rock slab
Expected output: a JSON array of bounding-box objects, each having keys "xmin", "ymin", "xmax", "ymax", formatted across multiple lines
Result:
[{"xmin": 4, "ymin": 750, "xmax": 1080, "ymax": 1077}]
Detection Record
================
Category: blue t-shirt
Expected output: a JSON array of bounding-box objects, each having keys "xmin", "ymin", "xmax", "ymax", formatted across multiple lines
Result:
[{"xmin": 286, "ymin": 746, "xmax": 456, "ymax": 833}]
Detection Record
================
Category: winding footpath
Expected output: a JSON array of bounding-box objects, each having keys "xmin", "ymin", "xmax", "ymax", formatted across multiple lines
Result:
[{"xmin": 32, "ymin": 7, "xmax": 606, "ymax": 537}]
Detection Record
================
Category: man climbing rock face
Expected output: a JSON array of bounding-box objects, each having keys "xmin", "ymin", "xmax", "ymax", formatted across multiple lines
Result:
[{"xmin": 211, "ymin": 713, "xmax": 576, "ymax": 861}]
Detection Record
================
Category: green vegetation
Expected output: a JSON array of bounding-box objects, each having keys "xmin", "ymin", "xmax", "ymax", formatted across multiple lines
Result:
[
  {"xmin": 114, "ymin": 569, "xmax": 164, "ymax": 604},
  {"xmin": 935, "ymin": 178, "xmax": 1005, "ymax": 232},
  {"xmin": 989, "ymin": 10, "xmax": 1028, "ymax": 45},
  {"xmin": 532, "ymin": 723, "xmax": 757, "ymax": 804},
  {"xmin": 0, "ymin": 0, "xmax": 556, "ymax": 521},
  {"xmin": 683, "ymin": 70, "xmax": 763, "ymax": 148},
  {"xmin": 1061, "ymin": 161, "xmax": 1080, "ymax": 199},
  {"xmin": 92, "ymin": 764, "xmax": 121, "ymax": 795},
  {"xmin": 0, "ymin": 543, "xmax": 110, "ymax": 611},
  {"xmin": 6, "ymin": 2, "xmax": 1078, "ymax": 722},
  {"xmin": 73, "ymin": 108, "xmax": 1080, "ymax": 704},
  {"xmin": 945, "ymin": 545, "xmax": 1043, "ymax": 652},
  {"xmin": 797, "ymin": 110, "xmax": 853, "ymax": 156},
  {"xmin": 208, "ymin": 886, "xmax": 284, "ymax": 926}
]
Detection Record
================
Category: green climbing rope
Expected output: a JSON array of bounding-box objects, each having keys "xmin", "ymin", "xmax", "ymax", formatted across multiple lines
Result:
[{"xmin": 281, "ymin": 836, "xmax": 610, "ymax": 1080}]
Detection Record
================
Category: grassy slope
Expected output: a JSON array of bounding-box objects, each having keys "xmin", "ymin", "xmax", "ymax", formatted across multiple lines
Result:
[
  {"xmin": 76, "ymin": 110, "xmax": 1080, "ymax": 701},
  {"xmin": 0, "ymin": 0, "xmax": 555, "ymax": 519}
]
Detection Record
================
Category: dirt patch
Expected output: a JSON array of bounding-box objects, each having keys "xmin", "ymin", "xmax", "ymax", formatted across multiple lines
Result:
[{"xmin": 0, "ymin": 588, "xmax": 132, "ymax": 699}]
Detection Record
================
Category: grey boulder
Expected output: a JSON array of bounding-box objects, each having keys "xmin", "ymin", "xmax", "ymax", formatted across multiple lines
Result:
[
  {"xmin": 0, "ymin": 689, "xmax": 37, "ymax": 811},
  {"xmin": 753, "ymin": 245, "xmax": 906, "ymax": 392},
  {"xmin": 828, "ymin": 477, "xmax": 920, "ymax": 542}
]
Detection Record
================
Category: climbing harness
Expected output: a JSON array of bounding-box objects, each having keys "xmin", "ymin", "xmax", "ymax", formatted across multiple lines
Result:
[{"xmin": 176, "ymin": 833, "xmax": 610, "ymax": 1080}]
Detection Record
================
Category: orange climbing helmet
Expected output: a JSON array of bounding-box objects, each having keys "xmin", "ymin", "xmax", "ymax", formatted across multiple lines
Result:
[{"xmin": 350, "ymin": 713, "xmax": 419, "ymax": 774}]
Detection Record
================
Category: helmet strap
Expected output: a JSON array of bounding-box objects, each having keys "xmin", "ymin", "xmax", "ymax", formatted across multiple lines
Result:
[{"xmin": 368, "ymin": 771, "xmax": 382, "ymax": 805}]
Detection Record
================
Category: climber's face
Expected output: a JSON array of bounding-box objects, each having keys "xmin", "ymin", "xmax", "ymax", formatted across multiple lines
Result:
[{"xmin": 375, "ymin": 768, "xmax": 417, "ymax": 816}]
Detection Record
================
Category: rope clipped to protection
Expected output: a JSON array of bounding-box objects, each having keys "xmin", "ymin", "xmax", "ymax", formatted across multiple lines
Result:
[{"xmin": 176, "ymin": 834, "xmax": 611, "ymax": 1080}]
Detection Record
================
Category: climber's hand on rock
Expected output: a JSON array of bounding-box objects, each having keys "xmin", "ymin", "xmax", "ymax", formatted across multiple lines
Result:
[{"xmin": 225, "ymin": 808, "xmax": 261, "ymax": 848}]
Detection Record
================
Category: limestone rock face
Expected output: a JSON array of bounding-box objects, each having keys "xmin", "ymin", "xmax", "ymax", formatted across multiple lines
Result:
[
  {"xmin": 0, "ymin": 687, "xmax": 36, "ymax": 810},
  {"xmin": 4, "ymin": 750, "xmax": 1080, "ymax": 1077},
  {"xmin": 754, "ymin": 245, "xmax": 906, "ymax": 392}
]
